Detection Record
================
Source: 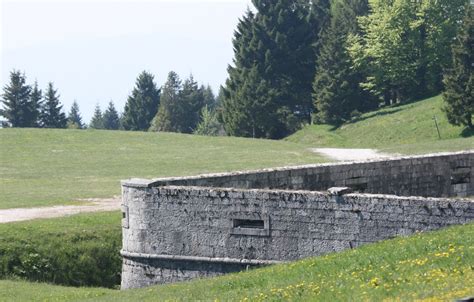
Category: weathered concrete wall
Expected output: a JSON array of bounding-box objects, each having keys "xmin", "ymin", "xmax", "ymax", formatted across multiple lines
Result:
[
  {"xmin": 141, "ymin": 151, "xmax": 474, "ymax": 197},
  {"xmin": 121, "ymin": 151, "xmax": 474, "ymax": 289}
]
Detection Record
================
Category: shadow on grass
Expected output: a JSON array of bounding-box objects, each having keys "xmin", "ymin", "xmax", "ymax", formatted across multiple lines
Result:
[
  {"xmin": 460, "ymin": 127, "xmax": 474, "ymax": 138},
  {"xmin": 348, "ymin": 107, "xmax": 404, "ymax": 125}
]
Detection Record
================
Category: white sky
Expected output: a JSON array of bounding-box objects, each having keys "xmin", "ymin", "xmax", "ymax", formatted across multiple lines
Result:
[{"xmin": 1, "ymin": 0, "xmax": 251, "ymax": 122}]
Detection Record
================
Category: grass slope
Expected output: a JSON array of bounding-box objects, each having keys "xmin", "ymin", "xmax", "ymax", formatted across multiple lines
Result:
[
  {"xmin": 287, "ymin": 95, "xmax": 473, "ymax": 153},
  {"xmin": 0, "ymin": 212, "xmax": 122, "ymax": 288},
  {"xmin": 1, "ymin": 222, "xmax": 473, "ymax": 301},
  {"xmin": 0, "ymin": 128, "xmax": 324, "ymax": 209}
]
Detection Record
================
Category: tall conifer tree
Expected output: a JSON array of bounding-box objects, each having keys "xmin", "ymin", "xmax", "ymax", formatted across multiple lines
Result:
[
  {"xmin": 313, "ymin": 0, "xmax": 374, "ymax": 124},
  {"xmin": 29, "ymin": 81, "xmax": 43, "ymax": 127},
  {"xmin": 40, "ymin": 82, "xmax": 67, "ymax": 128},
  {"xmin": 222, "ymin": 1, "xmax": 329, "ymax": 138},
  {"xmin": 67, "ymin": 100, "xmax": 84, "ymax": 129},
  {"xmin": 89, "ymin": 104, "xmax": 104, "ymax": 129},
  {"xmin": 122, "ymin": 71, "xmax": 160, "ymax": 131},
  {"xmin": 0, "ymin": 70, "xmax": 32, "ymax": 127},
  {"xmin": 150, "ymin": 71, "xmax": 182, "ymax": 132},
  {"xmin": 443, "ymin": 4, "xmax": 473, "ymax": 129},
  {"xmin": 103, "ymin": 101, "xmax": 121, "ymax": 130}
]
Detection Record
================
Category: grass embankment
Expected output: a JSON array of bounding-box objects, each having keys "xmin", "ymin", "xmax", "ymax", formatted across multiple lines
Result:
[
  {"xmin": 0, "ymin": 128, "xmax": 324, "ymax": 209},
  {"xmin": 1, "ymin": 222, "xmax": 473, "ymax": 301},
  {"xmin": 287, "ymin": 95, "xmax": 474, "ymax": 154},
  {"xmin": 0, "ymin": 212, "xmax": 121, "ymax": 288}
]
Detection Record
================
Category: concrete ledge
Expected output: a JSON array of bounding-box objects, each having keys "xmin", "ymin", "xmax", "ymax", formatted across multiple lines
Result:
[{"xmin": 120, "ymin": 250, "xmax": 284, "ymax": 265}]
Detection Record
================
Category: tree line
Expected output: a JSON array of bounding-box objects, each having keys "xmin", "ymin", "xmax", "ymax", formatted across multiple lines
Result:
[
  {"xmin": 2, "ymin": 0, "xmax": 472, "ymax": 136},
  {"xmin": 0, "ymin": 70, "xmax": 221, "ymax": 135},
  {"xmin": 222, "ymin": 0, "xmax": 472, "ymax": 138}
]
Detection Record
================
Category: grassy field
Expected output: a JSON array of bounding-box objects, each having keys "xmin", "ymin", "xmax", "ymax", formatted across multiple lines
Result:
[
  {"xmin": 1, "ymin": 222, "xmax": 473, "ymax": 301},
  {"xmin": 1, "ymin": 95, "xmax": 472, "ymax": 209},
  {"xmin": 0, "ymin": 128, "xmax": 324, "ymax": 209},
  {"xmin": 287, "ymin": 95, "xmax": 474, "ymax": 153}
]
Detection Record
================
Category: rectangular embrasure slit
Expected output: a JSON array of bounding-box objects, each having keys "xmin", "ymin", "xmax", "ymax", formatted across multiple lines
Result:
[
  {"xmin": 230, "ymin": 216, "xmax": 270, "ymax": 236},
  {"xmin": 451, "ymin": 167, "xmax": 471, "ymax": 184},
  {"xmin": 233, "ymin": 219, "xmax": 264, "ymax": 229}
]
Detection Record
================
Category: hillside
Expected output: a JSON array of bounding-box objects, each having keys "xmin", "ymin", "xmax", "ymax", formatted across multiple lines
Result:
[
  {"xmin": 287, "ymin": 95, "xmax": 473, "ymax": 153},
  {"xmin": 0, "ymin": 128, "xmax": 324, "ymax": 209},
  {"xmin": 1, "ymin": 221, "xmax": 473, "ymax": 301}
]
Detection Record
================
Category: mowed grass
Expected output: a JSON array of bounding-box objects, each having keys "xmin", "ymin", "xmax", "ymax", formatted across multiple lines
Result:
[
  {"xmin": 0, "ymin": 128, "xmax": 324, "ymax": 209},
  {"xmin": 287, "ymin": 95, "xmax": 474, "ymax": 153},
  {"xmin": 1, "ymin": 222, "xmax": 473, "ymax": 301}
]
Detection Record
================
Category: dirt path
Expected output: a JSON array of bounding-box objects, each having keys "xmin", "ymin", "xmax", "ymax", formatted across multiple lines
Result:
[
  {"xmin": 0, "ymin": 197, "xmax": 121, "ymax": 223},
  {"xmin": 311, "ymin": 148, "xmax": 393, "ymax": 161}
]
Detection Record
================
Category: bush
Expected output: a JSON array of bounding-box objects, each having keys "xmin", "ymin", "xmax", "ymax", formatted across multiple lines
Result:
[{"xmin": 0, "ymin": 212, "xmax": 122, "ymax": 288}]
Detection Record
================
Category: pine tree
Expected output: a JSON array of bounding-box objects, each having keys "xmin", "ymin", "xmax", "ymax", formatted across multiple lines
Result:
[
  {"xmin": 103, "ymin": 101, "xmax": 121, "ymax": 130},
  {"xmin": 29, "ymin": 81, "xmax": 42, "ymax": 127},
  {"xmin": 313, "ymin": 0, "xmax": 375, "ymax": 125},
  {"xmin": 40, "ymin": 82, "xmax": 67, "ymax": 128},
  {"xmin": 89, "ymin": 104, "xmax": 104, "ymax": 129},
  {"xmin": 222, "ymin": 1, "xmax": 330, "ymax": 138},
  {"xmin": 0, "ymin": 70, "xmax": 32, "ymax": 127},
  {"xmin": 194, "ymin": 106, "xmax": 223, "ymax": 136},
  {"xmin": 202, "ymin": 85, "xmax": 216, "ymax": 110},
  {"xmin": 122, "ymin": 71, "xmax": 160, "ymax": 131},
  {"xmin": 443, "ymin": 4, "xmax": 473, "ymax": 129},
  {"xmin": 179, "ymin": 75, "xmax": 206, "ymax": 133},
  {"xmin": 67, "ymin": 100, "xmax": 84, "ymax": 129},
  {"xmin": 149, "ymin": 71, "xmax": 182, "ymax": 132}
]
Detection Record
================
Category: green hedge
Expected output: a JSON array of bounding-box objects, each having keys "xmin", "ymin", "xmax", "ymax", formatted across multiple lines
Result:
[{"xmin": 0, "ymin": 212, "xmax": 122, "ymax": 288}]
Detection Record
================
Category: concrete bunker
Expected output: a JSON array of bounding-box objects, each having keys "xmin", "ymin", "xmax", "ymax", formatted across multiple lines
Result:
[{"xmin": 120, "ymin": 151, "xmax": 474, "ymax": 289}]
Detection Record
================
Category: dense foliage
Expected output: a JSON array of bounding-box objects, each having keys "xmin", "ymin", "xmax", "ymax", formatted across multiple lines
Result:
[
  {"xmin": 313, "ymin": 0, "xmax": 374, "ymax": 124},
  {"xmin": 150, "ymin": 72, "xmax": 216, "ymax": 133},
  {"xmin": 443, "ymin": 4, "xmax": 473, "ymax": 129},
  {"xmin": 222, "ymin": 0, "xmax": 330, "ymax": 138},
  {"xmin": 223, "ymin": 0, "xmax": 469, "ymax": 132},
  {"xmin": 2, "ymin": 0, "xmax": 470, "ymax": 133}
]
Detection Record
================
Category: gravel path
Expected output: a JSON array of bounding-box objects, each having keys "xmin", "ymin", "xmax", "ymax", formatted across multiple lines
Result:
[
  {"xmin": 0, "ymin": 197, "xmax": 121, "ymax": 223},
  {"xmin": 311, "ymin": 148, "xmax": 393, "ymax": 161}
]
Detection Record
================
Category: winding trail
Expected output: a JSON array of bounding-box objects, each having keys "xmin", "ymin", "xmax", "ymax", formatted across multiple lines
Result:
[
  {"xmin": 311, "ymin": 148, "xmax": 394, "ymax": 161},
  {"xmin": 0, "ymin": 197, "xmax": 121, "ymax": 223}
]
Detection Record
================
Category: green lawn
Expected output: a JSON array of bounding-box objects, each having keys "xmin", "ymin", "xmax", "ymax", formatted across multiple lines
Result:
[
  {"xmin": 1, "ymin": 222, "xmax": 473, "ymax": 301},
  {"xmin": 287, "ymin": 95, "xmax": 474, "ymax": 154},
  {"xmin": 0, "ymin": 128, "xmax": 324, "ymax": 209}
]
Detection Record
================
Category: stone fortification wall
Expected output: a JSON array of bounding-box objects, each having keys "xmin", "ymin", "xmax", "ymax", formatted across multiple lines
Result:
[
  {"xmin": 121, "ymin": 151, "xmax": 474, "ymax": 289},
  {"xmin": 141, "ymin": 151, "xmax": 474, "ymax": 197}
]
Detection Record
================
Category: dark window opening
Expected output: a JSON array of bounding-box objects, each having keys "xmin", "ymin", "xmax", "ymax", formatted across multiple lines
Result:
[
  {"xmin": 451, "ymin": 167, "xmax": 471, "ymax": 185},
  {"xmin": 233, "ymin": 219, "xmax": 264, "ymax": 229}
]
